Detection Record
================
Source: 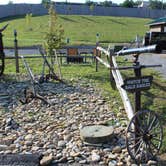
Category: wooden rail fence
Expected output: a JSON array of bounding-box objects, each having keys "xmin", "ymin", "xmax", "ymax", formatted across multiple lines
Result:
[{"xmin": 96, "ymin": 46, "xmax": 134, "ymax": 120}]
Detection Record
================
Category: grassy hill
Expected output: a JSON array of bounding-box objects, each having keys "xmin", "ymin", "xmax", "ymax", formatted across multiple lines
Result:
[{"xmin": 0, "ymin": 15, "xmax": 151, "ymax": 47}]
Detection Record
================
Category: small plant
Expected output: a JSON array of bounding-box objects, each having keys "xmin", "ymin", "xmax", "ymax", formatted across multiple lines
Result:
[
  {"xmin": 25, "ymin": 13, "xmax": 33, "ymax": 31},
  {"xmin": 90, "ymin": 4, "xmax": 94, "ymax": 15}
]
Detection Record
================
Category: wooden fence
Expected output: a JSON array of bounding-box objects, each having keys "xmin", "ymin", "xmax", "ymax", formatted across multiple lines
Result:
[
  {"xmin": 96, "ymin": 46, "xmax": 134, "ymax": 120},
  {"xmin": 5, "ymin": 47, "xmax": 96, "ymax": 72}
]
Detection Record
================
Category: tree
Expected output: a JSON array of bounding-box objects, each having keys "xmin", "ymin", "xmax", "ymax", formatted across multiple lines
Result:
[
  {"xmin": 85, "ymin": 0, "xmax": 97, "ymax": 6},
  {"xmin": 100, "ymin": 1, "xmax": 112, "ymax": 7},
  {"xmin": 163, "ymin": 2, "xmax": 166, "ymax": 9},
  {"xmin": 8, "ymin": 0, "xmax": 13, "ymax": 4},
  {"xmin": 121, "ymin": 0, "xmax": 135, "ymax": 8},
  {"xmin": 149, "ymin": 0, "xmax": 163, "ymax": 9},
  {"xmin": 42, "ymin": 0, "xmax": 51, "ymax": 9},
  {"xmin": 90, "ymin": 4, "xmax": 95, "ymax": 14},
  {"xmin": 44, "ymin": 3, "xmax": 64, "ymax": 57},
  {"xmin": 134, "ymin": 0, "xmax": 142, "ymax": 6}
]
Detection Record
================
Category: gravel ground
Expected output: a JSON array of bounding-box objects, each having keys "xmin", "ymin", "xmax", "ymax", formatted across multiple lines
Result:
[
  {"xmin": 0, "ymin": 78, "xmax": 130, "ymax": 166},
  {"xmin": 0, "ymin": 77, "xmax": 162, "ymax": 166}
]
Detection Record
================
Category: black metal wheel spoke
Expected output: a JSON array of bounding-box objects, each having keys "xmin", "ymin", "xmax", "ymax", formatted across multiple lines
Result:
[
  {"xmin": 145, "ymin": 143, "xmax": 152, "ymax": 161},
  {"xmin": 150, "ymin": 140, "xmax": 159, "ymax": 151},
  {"xmin": 140, "ymin": 145, "xmax": 144, "ymax": 161},
  {"xmin": 147, "ymin": 140, "xmax": 157, "ymax": 157},
  {"xmin": 152, "ymin": 137, "xmax": 162, "ymax": 143},
  {"xmin": 133, "ymin": 119, "xmax": 144, "ymax": 134},
  {"xmin": 129, "ymin": 136, "xmax": 142, "ymax": 142},
  {"xmin": 129, "ymin": 138, "xmax": 142, "ymax": 150},
  {"xmin": 149, "ymin": 123, "xmax": 160, "ymax": 134},
  {"xmin": 134, "ymin": 140, "xmax": 144, "ymax": 157},
  {"xmin": 148, "ymin": 116, "xmax": 157, "ymax": 132},
  {"xmin": 126, "ymin": 110, "xmax": 163, "ymax": 164},
  {"xmin": 144, "ymin": 143, "xmax": 151, "ymax": 161},
  {"xmin": 151, "ymin": 131, "xmax": 162, "ymax": 137},
  {"xmin": 147, "ymin": 111, "xmax": 151, "ymax": 125},
  {"xmin": 128, "ymin": 129, "xmax": 135, "ymax": 134},
  {"xmin": 146, "ymin": 111, "xmax": 152, "ymax": 131}
]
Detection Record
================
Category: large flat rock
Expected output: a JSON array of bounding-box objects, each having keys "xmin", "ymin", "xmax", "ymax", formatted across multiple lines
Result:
[
  {"xmin": 0, "ymin": 154, "xmax": 42, "ymax": 166},
  {"xmin": 80, "ymin": 125, "xmax": 114, "ymax": 144}
]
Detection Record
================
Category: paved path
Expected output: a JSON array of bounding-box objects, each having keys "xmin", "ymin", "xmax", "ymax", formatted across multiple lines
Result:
[
  {"xmin": 125, "ymin": 53, "xmax": 166, "ymax": 79},
  {"xmin": 139, "ymin": 53, "xmax": 166, "ymax": 79}
]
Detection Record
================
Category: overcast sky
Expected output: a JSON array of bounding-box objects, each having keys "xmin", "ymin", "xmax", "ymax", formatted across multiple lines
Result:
[{"xmin": 0, "ymin": 0, "xmax": 131, "ymax": 5}]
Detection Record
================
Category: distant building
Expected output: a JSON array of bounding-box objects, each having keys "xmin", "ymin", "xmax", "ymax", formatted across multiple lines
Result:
[
  {"xmin": 138, "ymin": 1, "xmax": 150, "ymax": 8},
  {"xmin": 148, "ymin": 17, "xmax": 166, "ymax": 32}
]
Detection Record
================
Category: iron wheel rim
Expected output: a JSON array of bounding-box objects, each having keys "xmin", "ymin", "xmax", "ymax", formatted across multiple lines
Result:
[{"xmin": 126, "ymin": 110, "xmax": 163, "ymax": 164}]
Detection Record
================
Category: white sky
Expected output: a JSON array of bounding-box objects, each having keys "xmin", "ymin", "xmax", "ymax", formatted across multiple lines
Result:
[{"xmin": 0, "ymin": 0, "xmax": 127, "ymax": 5}]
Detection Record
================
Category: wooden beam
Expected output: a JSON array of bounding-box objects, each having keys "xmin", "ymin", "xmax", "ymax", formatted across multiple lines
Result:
[
  {"xmin": 112, "ymin": 56, "xmax": 134, "ymax": 120},
  {"xmin": 96, "ymin": 56, "xmax": 110, "ymax": 68},
  {"xmin": 96, "ymin": 46, "xmax": 134, "ymax": 120}
]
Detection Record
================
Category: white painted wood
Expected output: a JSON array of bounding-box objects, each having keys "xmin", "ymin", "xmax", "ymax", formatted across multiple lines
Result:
[
  {"xmin": 112, "ymin": 56, "xmax": 134, "ymax": 120},
  {"xmin": 54, "ymin": 49, "xmax": 62, "ymax": 80},
  {"xmin": 97, "ymin": 46, "xmax": 109, "ymax": 55},
  {"xmin": 96, "ymin": 46, "xmax": 134, "ymax": 120},
  {"xmin": 96, "ymin": 56, "xmax": 110, "ymax": 68}
]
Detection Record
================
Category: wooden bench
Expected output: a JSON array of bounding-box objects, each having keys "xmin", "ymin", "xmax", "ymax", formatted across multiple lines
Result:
[{"xmin": 67, "ymin": 48, "xmax": 83, "ymax": 64}]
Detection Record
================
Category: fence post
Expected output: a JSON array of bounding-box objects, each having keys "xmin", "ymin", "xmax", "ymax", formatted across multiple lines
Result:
[
  {"xmin": 95, "ymin": 43, "xmax": 99, "ymax": 72},
  {"xmin": 14, "ymin": 29, "xmax": 19, "ymax": 73},
  {"xmin": 109, "ymin": 49, "xmax": 115, "ymax": 89},
  {"xmin": 109, "ymin": 50, "xmax": 113, "ymax": 82}
]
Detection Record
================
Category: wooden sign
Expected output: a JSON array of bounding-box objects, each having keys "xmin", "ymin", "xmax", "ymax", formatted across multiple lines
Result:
[{"xmin": 121, "ymin": 76, "xmax": 153, "ymax": 92}]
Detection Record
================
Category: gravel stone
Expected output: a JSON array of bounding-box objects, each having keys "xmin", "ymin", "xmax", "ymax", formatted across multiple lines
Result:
[
  {"xmin": 40, "ymin": 155, "xmax": 53, "ymax": 166},
  {"xmin": 108, "ymin": 153, "xmax": 118, "ymax": 159},
  {"xmin": 58, "ymin": 141, "xmax": 66, "ymax": 148},
  {"xmin": 112, "ymin": 146, "xmax": 122, "ymax": 153},
  {"xmin": 147, "ymin": 160, "xmax": 158, "ymax": 166},
  {"xmin": 0, "ymin": 145, "xmax": 8, "ymax": 151},
  {"xmin": 108, "ymin": 160, "xmax": 117, "ymax": 166},
  {"xmin": 79, "ymin": 159, "xmax": 87, "ymax": 164},
  {"xmin": 91, "ymin": 153, "xmax": 101, "ymax": 162},
  {"xmin": 0, "ymin": 78, "xmax": 137, "ymax": 165}
]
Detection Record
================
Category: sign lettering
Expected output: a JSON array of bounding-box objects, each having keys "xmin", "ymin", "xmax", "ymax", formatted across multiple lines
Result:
[{"xmin": 121, "ymin": 76, "xmax": 153, "ymax": 92}]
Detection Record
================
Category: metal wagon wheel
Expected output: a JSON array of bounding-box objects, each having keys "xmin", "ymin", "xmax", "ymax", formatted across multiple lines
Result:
[
  {"xmin": 0, "ymin": 55, "xmax": 4, "ymax": 76},
  {"xmin": 126, "ymin": 110, "xmax": 163, "ymax": 164}
]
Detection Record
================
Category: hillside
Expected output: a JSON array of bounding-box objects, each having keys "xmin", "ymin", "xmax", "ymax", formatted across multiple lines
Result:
[{"xmin": 0, "ymin": 15, "xmax": 151, "ymax": 47}]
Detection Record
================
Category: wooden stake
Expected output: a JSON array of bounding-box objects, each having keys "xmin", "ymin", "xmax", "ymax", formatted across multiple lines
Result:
[{"xmin": 14, "ymin": 30, "xmax": 19, "ymax": 73}]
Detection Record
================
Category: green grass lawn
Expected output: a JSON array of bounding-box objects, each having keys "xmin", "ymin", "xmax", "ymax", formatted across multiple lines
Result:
[
  {"xmin": 0, "ymin": 15, "xmax": 151, "ymax": 47},
  {"xmin": 3, "ymin": 56, "xmax": 166, "ymax": 154}
]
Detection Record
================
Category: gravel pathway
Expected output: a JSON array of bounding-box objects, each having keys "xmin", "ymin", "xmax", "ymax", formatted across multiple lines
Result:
[
  {"xmin": 0, "ymin": 77, "xmax": 160, "ymax": 165},
  {"xmin": 0, "ymin": 79, "xmax": 130, "ymax": 165}
]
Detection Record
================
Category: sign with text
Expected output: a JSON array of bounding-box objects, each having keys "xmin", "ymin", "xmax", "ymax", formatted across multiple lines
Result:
[{"xmin": 121, "ymin": 76, "xmax": 153, "ymax": 92}]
